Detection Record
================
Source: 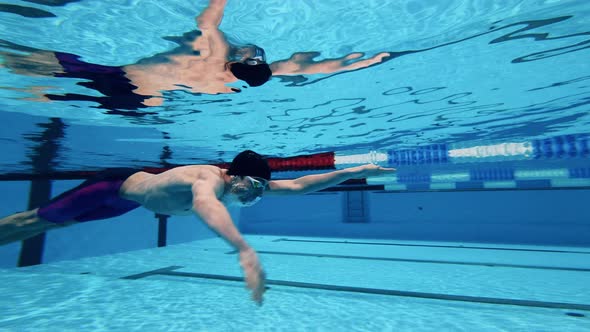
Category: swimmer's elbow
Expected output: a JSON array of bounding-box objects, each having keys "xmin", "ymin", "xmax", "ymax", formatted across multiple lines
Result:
[
  {"xmin": 286, "ymin": 182, "xmax": 307, "ymax": 195},
  {"xmin": 192, "ymin": 197, "xmax": 206, "ymax": 209},
  {"xmin": 196, "ymin": 19, "xmax": 216, "ymax": 31},
  {"xmin": 196, "ymin": 19, "xmax": 212, "ymax": 30},
  {"xmin": 267, "ymin": 180, "xmax": 305, "ymax": 196}
]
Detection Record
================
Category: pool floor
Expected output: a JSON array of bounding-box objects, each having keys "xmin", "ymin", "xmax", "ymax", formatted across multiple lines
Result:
[{"xmin": 1, "ymin": 235, "xmax": 589, "ymax": 331}]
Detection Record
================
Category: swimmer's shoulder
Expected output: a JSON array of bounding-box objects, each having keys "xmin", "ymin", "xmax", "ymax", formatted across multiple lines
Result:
[{"xmin": 164, "ymin": 165, "xmax": 223, "ymax": 180}]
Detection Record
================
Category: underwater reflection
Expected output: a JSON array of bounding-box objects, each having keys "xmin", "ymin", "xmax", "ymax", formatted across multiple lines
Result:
[{"xmin": 0, "ymin": 0, "xmax": 388, "ymax": 114}]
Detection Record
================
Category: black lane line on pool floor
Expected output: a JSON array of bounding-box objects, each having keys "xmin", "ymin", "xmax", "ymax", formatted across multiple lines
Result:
[
  {"xmin": 121, "ymin": 266, "xmax": 590, "ymax": 312},
  {"xmin": 272, "ymin": 238, "xmax": 590, "ymax": 254},
  {"xmin": 221, "ymin": 250, "xmax": 590, "ymax": 272}
]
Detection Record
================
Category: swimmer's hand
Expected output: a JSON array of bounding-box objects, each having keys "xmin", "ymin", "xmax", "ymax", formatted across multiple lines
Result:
[
  {"xmin": 239, "ymin": 248, "xmax": 266, "ymax": 306},
  {"xmin": 355, "ymin": 164, "xmax": 396, "ymax": 178}
]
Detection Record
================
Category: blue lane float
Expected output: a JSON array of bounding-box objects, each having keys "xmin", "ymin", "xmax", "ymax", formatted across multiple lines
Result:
[
  {"xmin": 387, "ymin": 144, "xmax": 448, "ymax": 165},
  {"xmin": 532, "ymin": 134, "xmax": 590, "ymax": 159},
  {"xmin": 334, "ymin": 133, "xmax": 590, "ymax": 168}
]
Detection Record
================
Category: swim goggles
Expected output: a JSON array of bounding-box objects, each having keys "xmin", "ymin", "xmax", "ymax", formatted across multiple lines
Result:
[
  {"xmin": 243, "ymin": 46, "xmax": 267, "ymax": 66},
  {"xmin": 232, "ymin": 176, "xmax": 268, "ymax": 207},
  {"xmin": 243, "ymin": 58, "xmax": 266, "ymax": 66},
  {"xmin": 253, "ymin": 46, "xmax": 266, "ymax": 62},
  {"xmin": 246, "ymin": 176, "xmax": 269, "ymax": 190}
]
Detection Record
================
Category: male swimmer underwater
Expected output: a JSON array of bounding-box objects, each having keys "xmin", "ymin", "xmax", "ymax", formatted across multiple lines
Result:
[{"xmin": 0, "ymin": 150, "xmax": 394, "ymax": 305}]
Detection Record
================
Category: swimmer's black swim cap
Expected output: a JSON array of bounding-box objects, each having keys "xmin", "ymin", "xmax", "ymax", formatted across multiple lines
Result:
[
  {"xmin": 228, "ymin": 150, "xmax": 271, "ymax": 180},
  {"xmin": 230, "ymin": 62, "xmax": 272, "ymax": 87}
]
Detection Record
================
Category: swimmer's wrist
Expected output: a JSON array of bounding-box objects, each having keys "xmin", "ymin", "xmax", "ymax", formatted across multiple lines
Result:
[
  {"xmin": 237, "ymin": 244, "xmax": 253, "ymax": 253},
  {"xmin": 343, "ymin": 165, "xmax": 370, "ymax": 179},
  {"xmin": 346, "ymin": 165, "xmax": 365, "ymax": 176}
]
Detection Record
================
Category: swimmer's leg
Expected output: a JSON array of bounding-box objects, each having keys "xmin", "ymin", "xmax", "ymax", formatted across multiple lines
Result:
[
  {"xmin": 0, "ymin": 208, "xmax": 74, "ymax": 246},
  {"xmin": 0, "ymin": 39, "xmax": 63, "ymax": 76},
  {"xmin": 0, "ymin": 169, "xmax": 139, "ymax": 246},
  {"xmin": 0, "ymin": 179, "xmax": 117, "ymax": 246}
]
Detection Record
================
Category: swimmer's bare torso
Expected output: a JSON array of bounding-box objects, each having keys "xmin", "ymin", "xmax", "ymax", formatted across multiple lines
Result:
[{"xmin": 119, "ymin": 165, "xmax": 226, "ymax": 216}]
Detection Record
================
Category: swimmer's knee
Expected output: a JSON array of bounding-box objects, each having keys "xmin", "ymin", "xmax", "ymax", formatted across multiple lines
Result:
[
  {"xmin": 39, "ymin": 218, "xmax": 77, "ymax": 229},
  {"xmin": 32, "ymin": 210, "xmax": 76, "ymax": 229},
  {"xmin": 56, "ymin": 220, "xmax": 78, "ymax": 227}
]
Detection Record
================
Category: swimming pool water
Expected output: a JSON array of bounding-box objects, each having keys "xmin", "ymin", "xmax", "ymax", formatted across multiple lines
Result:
[
  {"xmin": 1, "ymin": 0, "xmax": 589, "ymax": 330},
  {"xmin": 0, "ymin": 0, "xmax": 589, "ymax": 169}
]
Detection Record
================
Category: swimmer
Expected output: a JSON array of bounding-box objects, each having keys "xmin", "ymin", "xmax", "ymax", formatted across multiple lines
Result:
[{"xmin": 0, "ymin": 150, "xmax": 395, "ymax": 305}]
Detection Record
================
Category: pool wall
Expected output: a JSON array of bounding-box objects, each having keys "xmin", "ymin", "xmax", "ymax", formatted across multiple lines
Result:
[{"xmin": 240, "ymin": 189, "xmax": 590, "ymax": 246}]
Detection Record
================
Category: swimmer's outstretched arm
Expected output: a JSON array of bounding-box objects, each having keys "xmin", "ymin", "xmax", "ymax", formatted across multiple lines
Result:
[
  {"xmin": 269, "ymin": 51, "xmax": 391, "ymax": 76},
  {"xmin": 266, "ymin": 164, "xmax": 396, "ymax": 196}
]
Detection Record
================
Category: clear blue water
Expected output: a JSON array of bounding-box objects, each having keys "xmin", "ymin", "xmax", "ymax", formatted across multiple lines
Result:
[
  {"xmin": 0, "ymin": 0, "xmax": 589, "ymax": 170},
  {"xmin": 1, "ymin": 0, "xmax": 590, "ymax": 330}
]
